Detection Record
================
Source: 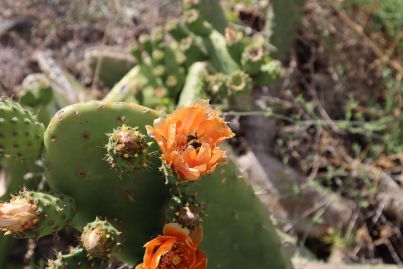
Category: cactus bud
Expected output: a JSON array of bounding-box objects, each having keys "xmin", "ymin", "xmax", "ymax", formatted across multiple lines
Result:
[
  {"xmin": 183, "ymin": 9, "xmax": 212, "ymax": 37},
  {"xmin": 226, "ymin": 71, "xmax": 252, "ymax": 95},
  {"xmin": 0, "ymin": 190, "xmax": 75, "ymax": 238},
  {"xmin": 166, "ymin": 18, "xmax": 189, "ymax": 41},
  {"xmin": 165, "ymin": 193, "xmax": 206, "ymax": 230},
  {"xmin": 151, "ymin": 49, "xmax": 165, "ymax": 65},
  {"xmin": 105, "ymin": 125, "xmax": 152, "ymax": 174},
  {"xmin": 241, "ymin": 44, "xmax": 267, "ymax": 75},
  {"xmin": 225, "ymin": 27, "xmax": 249, "ymax": 64},
  {"xmin": 205, "ymin": 73, "xmax": 228, "ymax": 98},
  {"xmin": 153, "ymin": 65, "xmax": 166, "ymax": 77},
  {"xmin": 81, "ymin": 218, "xmax": 123, "ymax": 258}
]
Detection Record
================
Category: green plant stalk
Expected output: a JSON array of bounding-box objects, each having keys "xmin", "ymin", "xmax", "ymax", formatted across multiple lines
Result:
[
  {"xmin": 266, "ymin": 0, "xmax": 307, "ymax": 60},
  {"xmin": 178, "ymin": 62, "xmax": 208, "ymax": 106},
  {"xmin": 202, "ymin": 30, "xmax": 240, "ymax": 74}
]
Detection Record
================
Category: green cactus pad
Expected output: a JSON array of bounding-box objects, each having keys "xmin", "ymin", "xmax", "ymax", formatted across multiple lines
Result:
[
  {"xmin": 105, "ymin": 125, "xmax": 153, "ymax": 175},
  {"xmin": 15, "ymin": 190, "xmax": 76, "ymax": 238},
  {"xmin": 0, "ymin": 97, "xmax": 45, "ymax": 160},
  {"xmin": 81, "ymin": 218, "xmax": 123, "ymax": 258},
  {"xmin": 44, "ymin": 101, "xmax": 168, "ymax": 264},
  {"xmin": 187, "ymin": 161, "xmax": 293, "ymax": 269},
  {"xmin": 47, "ymin": 247, "xmax": 105, "ymax": 269}
]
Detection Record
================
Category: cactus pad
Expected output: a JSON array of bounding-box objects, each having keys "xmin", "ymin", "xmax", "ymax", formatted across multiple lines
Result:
[
  {"xmin": 0, "ymin": 97, "xmax": 45, "ymax": 160},
  {"xmin": 44, "ymin": 101, "xmax": 169, "ymax": 264}
]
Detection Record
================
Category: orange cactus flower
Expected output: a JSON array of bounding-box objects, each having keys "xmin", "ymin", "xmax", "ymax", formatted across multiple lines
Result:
[
  {"xmin": 136, "ymin": 223, "xmax": 206, "ymax": 269},
  {"xmin": 147, "ymin": 101, "xmax": 235, "ymax": 181}
]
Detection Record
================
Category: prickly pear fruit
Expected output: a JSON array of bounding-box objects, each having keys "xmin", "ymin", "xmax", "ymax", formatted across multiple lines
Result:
[
  {"xmin": 105, "ymin": 125, "xmax": 153, "ymax": 175},
  {"xmin": 81, "ymin": 218, "xmax": 123, "ymax": 258},
  {"xmin": 0, "ymin": 190, "xmax": 75, "ymax": 238},
  {"xmin": 44, "ymin": 101, "xmax": 168, "ymax": 264},
  {"xmin": 225, "ymin": 27, "xmax": 249, "ymax": 64},
  {"xmin": 241, "ymin": 44, "xmax": 267, "ymax": 75},
  {"xmin": 226, "ymin": 70, "xmax": 252, "ymax": 95},
  {"xmin": 0, "ymin": 97, "xmax": 45, "ymax": 160},
  {"xmin": 47, "ymin": 247, "xmax": 105, "ymax": 269}
]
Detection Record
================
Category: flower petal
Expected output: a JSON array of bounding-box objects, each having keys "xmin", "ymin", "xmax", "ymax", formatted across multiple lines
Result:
[
  {"xmin": 190, "ymin": 226, "xmax": 203, "ymax": 248},
  {"xmin": 194, "ymin": 250, "xmax": 207, "ymax": 269},
  {"xmin": 163, "ymin": 223, "xmax": 190, "ymax": 240},
  {"xmin": 150, "ymin": 239, "xmax": 175, "ymax": 269}
]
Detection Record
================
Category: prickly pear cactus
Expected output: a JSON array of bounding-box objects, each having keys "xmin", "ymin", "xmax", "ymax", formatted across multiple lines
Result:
[
  {"xmin": 43, "ymin": 101, "xmax": 169, "ymax": 264},
  {"xmin": 0, "ymin": 98, "xmax": 45, "ymax": 160}
]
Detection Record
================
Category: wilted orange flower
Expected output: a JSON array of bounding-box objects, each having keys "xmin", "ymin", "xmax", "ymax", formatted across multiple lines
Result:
[
  {"xmin": 147, "ymin": 101, "xmax": 234, "ymax": 181},
  {"xmin": 0, "ymin": 198, "xmax": 38, "ymax": 234},
  {"xmin": 136, "ymin": 223, "xmax": 206, "ymax": 269}
]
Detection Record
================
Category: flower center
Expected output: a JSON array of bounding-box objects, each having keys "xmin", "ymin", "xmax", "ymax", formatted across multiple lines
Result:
[
  {"xmin": 187, "ymin": 134, "xmax": 202, "ymax": 150},
  {"xmin": 157, "ymin": 241, "xmax": 192, "ymax": 269},
  {"xmin": 172, "ymin": 255, "xmax": 181, "ymax": 265}
]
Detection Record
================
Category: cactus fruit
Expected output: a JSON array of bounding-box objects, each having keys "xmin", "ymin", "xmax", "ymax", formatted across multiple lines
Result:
[
  {"xmin": 47, "ymin": 247, "xmax": 105, "ymax": 269},
  {"xmin": 0, "ymin": 97, "xmax": 45, "ymax": 160},
  {"xmin": 165, "ymin": 192, "xmax": 205, "ymax": 230},
  {"xmin": 225, "ymin": 27, "xmax": 249, "ymax": 64},
  {"xmin": 187, "ymin": 162, "xmax": 293, "ymax": 269},
  {"xmin": 226, "ymin": 71, "xmax": 253, "ymax": 96},
  {"xmin": 81, "ymin": 218, "xmax": 123, "ymax": 258},
  {"xmin": 105, "ymin": 124, "xmax": 153, "ymax": 175},
  {"xmin": 44, "ymin": 101, "xmax": 169, "ymax": 264},
  {"xmin": 0, "ymin": 190, "xmax": 75, "ymax": 238},
  {"xmin": 241, "ymin": 44, "xmax": 267, "ymax": 75}
]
